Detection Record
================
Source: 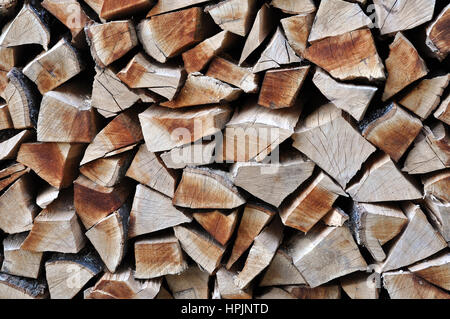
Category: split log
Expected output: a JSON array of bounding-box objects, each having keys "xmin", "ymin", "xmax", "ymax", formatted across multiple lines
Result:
[
  {"xmin": 166, "ymin": 265, "xmax": 209, "ymax": 299},
  {"xmin": 206, "ymin": 57, "xmax": 259, "ymax": 93},
  {"xmin": 45, "ymin": 249, "xmax": 103, "ymax": 299},
  {"xmin": 84, "ymin": 0, "xmax": 104, "ymax": 17},
  {"xmin": 0, "ymin": 3, "xmax": 50, "ymax": 50},
  {"xmin": 293, "ymin": 103, "xmax": 376, "ymax": 187},
  {"xmin": 426, "ymin": 4, "xmax": 450, "ymax": 61},
  {"xmin": 205, "ymin": 0, "xmax": 257, "ymax": 37},
  {"xmin": 312, "ymin": 68, "xmax": 378, "ymax": 121},
  {"xmin": 346, "ymin": 153, "xmax": 423, "ymax": 202},
  {"xmin": 173, "ymin": 225, "xmax": 226, "ymax": 274},
  {"xmin": 193, "ymin": 209, "xmax": 239, "ymax": 245},
  {"xmin": 0, "ymin": 162, "xmax": 26, "ymax": 179},
  {"xmin": 21, "ymin": 190, "xmax": 86, "ymax": 253},
  {"xmin": 435, "ymin": 94, "xmax": 450, "ymax": 125},
  {"xmin": 161, "ymin": 73, "xmax": 241, "ymax": 108},
  {"xmin": 383, "ymin": 271, "xmax": 450, "ymax": 299},
  {"xmin": 424, "ymin": 123, "xmax": 450, "ymax": 167},
  {"xmin": 280, "ymin": 13, "xmax": 314, "ymax": 58},
  {"xmin": 259, "ymin": 249, "xmax": 306, "ymax": 287},
  {"xmin": 308, "ymin": 0, "xmax": 372, "ymax": 43},
  {"xmin": 382, "ymin": 33, "xmax": 428, "ymax": 101},
  {"xmin": 173, "ymin": 167, "xmax": 246, "ymax": 209},
  {"xmin": 147, "ymin": 0, "xmax": 209, "ymax": 16},
  {"xmin": 128, "ymin": 184, "xmax": 191, "ymax": 238},
  {"xmin": 37, "ymin": 84, "xmax": 99, "ymax": 143},
  {"xmin": 304, "ymin": 29, "xmax": 385, "ymax": 82},
  {"xmin": 17, "ymin": 143, "xmax": 85, "ymax": 189},
  {"xmin": 100, "ymin": 0, "xmax": 153, "ymax": 20},
  {"xmin": 349, "ymin": 203, "xmax": 408, "ymax": 262},
  {"xmin": 0, "ymin": 104, "xmax": 13, "ymax": 130},
  {"xmin": 270, "ymin": 0, "xmax": 316, "ymax": 14},
  {"xmin": 239, "ymin": 4, "xmax": 272, "ymax": 65},
  {"xmin": 0, "ymin": 273, "xmax": 48, "ymax": 299},
  {"xmin": 134, "ymin": 234, "xmax": 187, "ymax": 279},
  {"xmin": 287, "ymin": 224, "xmax": 367, "ymax": 288},
  {"xmin": 85, "ymin": 204, "xmax": 129, "ymax": 272},
  {"xmin": 0, "ymin": 174, "xmax": 38, "ymax": 234},
  {"xmin": 226, "ymin": 203, "xmax": 275, "ymax": 269},
  {"xmin": 80, "ymin": 108, "xmax": 143, "ymax": 166},
  {"xmin": 85, "ymin": 21, "xmax": 138, "ymax": 67},
  {"xmin": 284, "ymin": 284, "xmax": 341, "ymax": 299},
  {"xmin": 22, "ymin": 38, "xmax": 84, "ymax": 94},
  {"xmin": 216, "ymin": 267, "xmax": 252, "ymax": 299},
  {"xmin": 0, "ymin": 46, "xmax": 16, "ymax": 96},
  {"xmin": 408, "ymin": 253, "xmax": 450, "ymax": 291},
  {"xmin": 252, "ymin": 27, "xmax": 301, "ymax": 73},
  {"xmin": 0, "ymin": 167, "xmax": 29, "ymax": 193},
  {"xmin": 322, "ymin": 207, "xmax": 349, "ymax": 227},
  {"xmin": 279, "ymin": 171, "xmax": 347, "ymax": 233},
  {"xmin": 231, "ymin": 151, "xmax": 315, "ymax": 207},
  {"xmin": 139, "ymin": 103, "xmax": 231, "ymax": 152},
  {"xmin": 160, "ymin": 140, "xmax": 216, "ymax": 169},
  {"xmin": 258, "ymin": 66, "xmax": 309, "ymax": 109},
  {"xmin": 423, "ymin": 170, "xmax": 450, "ymax": 203},
  {"xmin": 373, "ymin": 0, "xmax": 435, "ymax": 35},
  {"xmin": 257, "ymin": 287, "xmax": 296, "ymax": 299},
  {"xmin": 117, "ymin": 53, "xmax": 185, "ymax": 100},
  {"xmin": 381, "ymin": 202, "xmax": 447, "ymax": 272},
  {"xmin": 0, "ymin": 130, "xmax": 32, "ymax": 160},
  {"xmin": 341, "ymin": 272, "xmax": 379, "ymax": 299},
  {"xmin": 36, "ymin": 185, "xmax": 59, "ymax": 209},
  {"xmin": 1, "ymin": 233, "xmax": 43, "ymax": 279},
  {"xmin": 137, "ymin": 7, "xmax": 205, "ymax": 63},
  {"xmin": 73, "ymin": 175, "xmax": 131, "ymax": 229},
  {"xmin": 399, "ymin": 74, "xmax": 449, "ymax": 120}
]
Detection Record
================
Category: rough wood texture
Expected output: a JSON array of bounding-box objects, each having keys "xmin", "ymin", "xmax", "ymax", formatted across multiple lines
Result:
[
  {"xmin": 281, "ymin": 13, "xmax": 313, "ymax": 58},
  {"xmin": 260, "ymin": 249, "xmax": 306, "ymax": 287},
  {"xmin": 284, "ymin": 284, "xmax": 341, "ymax": 299},
  {"xmin": 100, "ymin": 0, "xmax": 154, "ymax": 20},
  {"xmin": 160, "ymin": 140, "xmax": 216, "ymax": 169},
  {"xmin": 322, "ymin": 207, "xmax": 349, "ymax": 227},
  {"xmin": 0, "ymin": 46, "xmax": 17, "ymax": 96},
  {"xmin": 0, "ymin": 273, "xmax": 48, "ymax": 299},
  {"xmin": 270, "ymin": 0, "xmax": 316, "ymax": 14},
  {"xmin": 341, "ymin": 272, "xmax": 379, "ymax": 299},
  {"xmin": 193, "ymin": 209, "xmax": 238, "ymax": 245},
  {"xmin": 0, "ymin": 130, "xmax": 33, "ymax": 160},
  {"xmin": 216, "ymin": 267, "xmax": 252, "ymax": 299},
  {"xmin": 423, "ymin": 170, "xmax": 450, "ymax": 203},
  {"xmin": 435, "ymin": 94, "xmax": 450, "ymax": 125},
  {"xmin": 426, "ymin": 4, "xmax": 450, "ymax": 61},
  {"xmin": 166, "ymin": 265, "xmax": 209, "ymax": 299},
  {"xmin": 147, "ymin": 0, "xmax": 209, "ymax": 16},
  {"xmin": 408, "ymin": 253, "xmax": 450, "ymax": 291}
]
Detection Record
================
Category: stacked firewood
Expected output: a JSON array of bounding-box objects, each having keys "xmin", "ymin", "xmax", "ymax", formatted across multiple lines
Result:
[{"xmin": 0, "ymin": 0, "xmax": 449, "ymax": 299}]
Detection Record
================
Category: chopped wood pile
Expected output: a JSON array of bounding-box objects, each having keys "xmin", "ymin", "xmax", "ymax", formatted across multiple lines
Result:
[{"xmin": 0, "ymin": 0, "xmax": 449, "ymax": 300}]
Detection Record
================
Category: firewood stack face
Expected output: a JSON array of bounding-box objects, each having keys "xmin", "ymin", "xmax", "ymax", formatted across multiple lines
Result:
[{"xmin": 0, "ymin": 0, "xmax": 449, "ymax": 300}]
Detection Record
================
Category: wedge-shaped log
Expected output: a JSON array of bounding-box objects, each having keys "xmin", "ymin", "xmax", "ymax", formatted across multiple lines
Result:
[
  {"xmin": 349, "ymin": 203, "xmax": 407, "ymax": 262},
  {"xmin": 270, "ymin": 0, "xmax": 316, "ymax": 14},
  {"xmin": 0, "ymin": 46, "xmax": 16, "ymax": 95},
  {"xmin": 279, "ymin": 171, "xmax": 347, "ymax": 232},
  {"xmin": 147, "ymin": 0, "xmax": 209, "ymax": 16},
  {"xmin": 284, "ymin": 284, "xmax": 341, "ymax": 299},
  {"xmin": 424, "ymin": 123, "xmax": 450, "ymax": 166},
  {"xmin": 85, "ymin": 21, "xmax": 138, "ymax": 67},
  {"xmin": 0, "ymin": 167, "xmax": 29, "ymax": 193},
  {"xmin": 84, "ymin": 0, "xmax": 104, "ymax": 16},
  {"xmin": 341, "ymin": 272, "xmax": 379, "ymax": 299},
  {"xmin": 426, "ymin": 4, "xmax": 450, "ymax": 61},
  {"xmin": 160, "ymin": 140, "xmax": 216, "ymax": 169},
  {"xmin": 129, "ymin": 184, "xmax": 192, "ymax": 238},
  {"xmin": 193, "ymin": 210, "xmax": 238, "ymax": 246},
  {"xmin": 0, "ymin": 273, "xmax": 48, "ymax": 299},
  {"xmin": 166, "ymin": 265, "xmax": 209, "ymax": 299},
  {"xmin": 287, "ymin": 224, "xmax": 367, "ymax": 288},
  {"xmin": 0, "ymin": 130, "xmax": 32, "ymax": 160},
  {"xmin": 0, "ymin": 104, "xmax": 13, "ymax": 130},
  {"xmin": 346, "ymin": 153, "xmax": 423, "ymax": 202},
  {"xmin": 173, "ymin": 167, "xmax": 246, "ymax": 209},
  {"xmin": 100, "ymin": 0, "xmax": 153, "ymax": 20},
  {"xmin": 423, "ymin": 195, "xmax": 450, "ymax": 244},
  {"xmin": 382, "ymin": 33, "xmax": 428, "ymax": 101},
  {"xmin": 409, "ymin": 253, "xmax": 450, "ymax": 291},
  {"xmin": 280, "ymin": 13, "xmax": 313, "ymax": 58},
  {"xmin": 1, "ymin": 233, "xmax": 43, "ymax": 279},
  {"xmin": 226, "ymin": 204, "xmax": 275, "ymax": 269},
  {"xmin": 216, "ymin": 268, "xmax": 252, "ymax": 299},
  {"xmin": 135, "ymin": 234, "xmax": 187, "ymax": 279},
  {"xmin": 260, "ymin": 249, "xmax": 306, "ymax": 287},
  {"xmin": 423, "ymin": 170, "xmax": 450, "ymax": 203},
  {"xmin": 137, "ymin": 7, "xmax": 205, "ymax": 63},
  {"xmin": 45, "ymin": 249, "xmax": 103, "ymax": 299},
  {"xmin": 322, "ymin": 207, "xmax": 349, "ymax": 227},
  {"xmin": 257, "ymin": 287, "xmax": 296, "ymax": 299},
  {"xmin": 435, "ymin": 94, "xmax": 450, "ymax": 125},
  {"xmin": 304, "ymin": 29, "xmax": 385, "ymax": 82},
  {"xmin": 312, "ymin": 68, "xmax": 377, "ymax": 121}
]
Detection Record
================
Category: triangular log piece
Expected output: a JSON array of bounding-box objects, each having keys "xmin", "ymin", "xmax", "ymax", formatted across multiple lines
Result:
[
  {"xmin": 0, "ymin": 167, "xmax": 29, "ymax": 193},
  {"xmin": 85, "ymin": 204, "xmax": 129, "ymax": 272},
  {"xmin": 160, "ymin": 140, "xmax": 216, "ymax": 169},
  {"xmin": 174, "ymin": 224, "xmax": 226, "ymax": 274},
  {"xmin": 36, "ymin": 185, "xmax": 59, "ymax": 209},
  {"xmin": 408, "ymin": 252, "xmax": 450, "ymax": 291},
  {"xmin": 128, "ymin": 184, "xmax": 192, "ymax": 238},
  {"xmin": 435, "ymin": 94, "xmax": 450, "ymax": 125},
  {"xmin": 252, "ymin": 27, "xmax": 301, "ymax": 73},
  {"xmin": 423, "ymin": 170, "xmax": 450, "ymax": 203},
  {"xmin": 287, "ymin": 224, "xmax": 367, "ymax": 288},
  {"xmin": 0, "ymin": 104, "xmax": 13, "ymax": 130},
  {"xmin": 349, "ymin": 202, "xmax": 408, "ymax": 262},
  {"xmin": 193, "ymin": 209, "xmax": 239, "ymax": 245},
  {"xmin": 284, "ymin": 284, "xmax": 341, "ymax": 299},
  {"xmin": 270, "ymin": 0, "xmax": 316, "ymax": 14},
  {"xmin": 205, "ymin": 0, "xmax": 257, "ymax": 37},
  {"xmin": 226, "ymin": 203, "xmax": 275, "ymax": 269},
  {"xmin": 45, "ymin": 248, "xmax": 103, "ymax": 299},
  {"xmin": 280, "ymin": 13, "xmax": 314, "ymax": 58},
  {"xmin": 231, "ymin": 151, "xmax": 315, "ymax": 207},
  {"xmin": 341, "ymin": 272, "xmax": 379, "ymax": 299},
  {"xmin": 0, "ymin": 46, "xmax": 16, "ymax": 96},
  {"xmin": 279, "ymin": 171, "xmax": 347, "ymax": 232},
  {"xmin": 100, "ymin": 0, "xmax": 153, "ymax": 20},
  {"xmin": 21, "ymin": 190, "xmax": 86, "ymax": 253},
  {"xmin": 206, "ymin": 57, "xmax": 259, "ymax": 93},
  {"xmin": 373, "ymin": 0, "xmax": 435, "ymax": 35},
  {"xmin": 423, "ymin": 196, "xmax": 450, "ymax": 244},
  {"xmin": 139, "ymin": 103, "xmax": 231, "ymax": 152},
  {"xmin": 173, "ymin": 167, "xmax": 246, "ymax": 209},
  {"xmin": 346, "ymin": 153, "xmax": 423, "ymax": 202},
  {"xmin": 166, "ymin": 265, "xmax": 209, "ymax": 299},
  {"xmin": 256, "ymin": 287, "xmax": 296, "ymax": 299},
  {"xmin": 293, "ymin": 103, "xmax": 376, "ymax": 187},
  {"xmin": 259, "ymin": 249, "xmax": 306, "ymax": 287},
  {"xmin": 134, "ymin": 233, "xmax": 187, "ymax": 279},
  {"xmin": 17, "ymin": 142, "xmax": 85, "ymax": 189},
  {"xmin": 322, "ymin": 207, "xmax": 349, "ymax": 227},
  {"xmin": 160, "ymin": 73, "xmax": 241, "ymax": 108},
  {"xmin": 137, "ymin": 7, "xmax": 206, "ymax": 63},
  {"xmin": 303, "ymin": 29, "xmax": 385, "ymax": 82},
  {"xmin": 147, "ymin": 0, "xmax": 210, "ymax": 16},
  {"xmin": 312, "ymin": 68, "xmax": 378, "ymax": 121},
  {"xmin": 426, "ymin": 4, "xmax": 450, "ymax": 61},
  {"xmin": 74, "ymin": 175, "xmax": 131, "ymax": 229},
  {"xmin": 0, "ymin": 174, "xmax": 38, "ymax": 234},
  {"xmin": 424, "ymin": 123, "xmax": 450, "ymax": 166},
  {"xmin": 383, "ymin": 271, "xmax": 450, "ymax": 299},
  {"xmin": 216, "ymin": 267, "xmax": 252, "ymax": 299},
  {"xmin": 117, "ymin": 53, "xmax": 185, "ymax": 100},
  {"xmin": 0, "ymin": 3, "xmax": 50, "ymax": 50},
  {"xmin": 85, "ymin": 21, "xmax": 138, "ymax": 67},
  {"xmin": 0, "ymin": 273, "xmax": 48, "ymax": 299},
  {"xmin": 0, "ymin": 162, "xmax": 26, "ymax": 179},
  {"xmin": 1, "ymin": 232, "xmax": 43, "ymax": 279},
  {"xmin": 381, "ymin": 202, "xmax": 447, "ymax": 272},
  {"xmin": 0, "ymin": 130, "xmax": 33, "ymax": 160},
  {"xmin": 83, "ymin": 0, "xmax": 104, "ymax": 17},
  {"xmin": 382, "ymin": 33, "xmax": 428, "ymax": 101}
]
